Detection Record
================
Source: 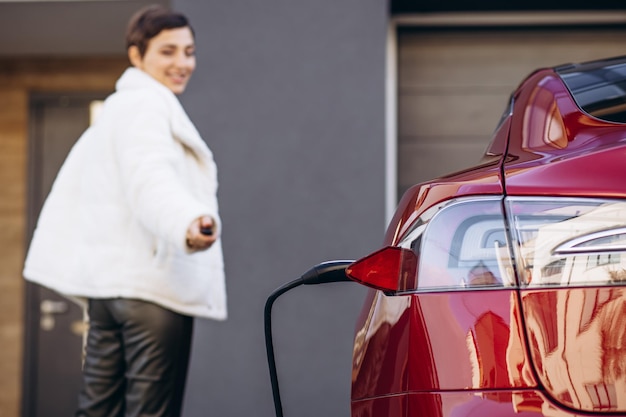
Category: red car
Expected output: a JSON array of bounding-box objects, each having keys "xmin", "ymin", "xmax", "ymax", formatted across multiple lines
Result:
[
  {"xmin": 345, "ymin": 55, "xmax": 626, "ymax": 416},
  {"xmin": 266, "ymin": 55, "xmax": 626, "ymax": 417}
]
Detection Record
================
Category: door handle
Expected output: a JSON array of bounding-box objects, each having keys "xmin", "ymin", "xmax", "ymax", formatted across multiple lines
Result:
[
  {"xmin": 40, "ymin": 299, "xmax": 69, "ymax": 315},
  {"xmin": 40, "ymin": 299, "xmax": 69, "ymax": 331}
]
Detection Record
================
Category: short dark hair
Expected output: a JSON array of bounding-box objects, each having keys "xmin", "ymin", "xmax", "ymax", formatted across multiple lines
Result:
[{"xmin": 125, "ymin": 5, "xmax": 194, "ymax": 57}]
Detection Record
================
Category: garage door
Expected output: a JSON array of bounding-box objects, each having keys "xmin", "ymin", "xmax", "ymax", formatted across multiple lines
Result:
[{"xmin": 397, "ymin": 27, "xmax": 626, "ymax": 198}]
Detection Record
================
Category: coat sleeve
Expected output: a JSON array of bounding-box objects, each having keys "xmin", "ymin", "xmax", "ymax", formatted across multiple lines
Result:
[{"xmin": 110, "ymin": 91, "xmax": 217, "ymax": 251}]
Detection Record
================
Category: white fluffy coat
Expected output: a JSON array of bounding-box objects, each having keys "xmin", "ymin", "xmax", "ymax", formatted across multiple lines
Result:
[{"xmin": 23, "ymin": 67, "xmax": 227, "ymax": 320}]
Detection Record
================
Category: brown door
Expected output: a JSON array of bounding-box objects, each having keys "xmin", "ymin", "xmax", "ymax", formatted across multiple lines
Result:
[{"xmin": 23, "ymin": 93, "xmax": 106, "ymax": 417}]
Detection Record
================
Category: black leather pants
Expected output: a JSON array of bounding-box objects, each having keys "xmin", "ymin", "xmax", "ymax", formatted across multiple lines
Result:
[{"xmin": 76, "ymin": 298, "xmax": 193, "ymax": 417}]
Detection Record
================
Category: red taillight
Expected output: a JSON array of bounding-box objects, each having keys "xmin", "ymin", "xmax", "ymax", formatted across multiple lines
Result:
[{"xmin": 346, "ymin": 246, "xmax": 417, "ymax": 293}]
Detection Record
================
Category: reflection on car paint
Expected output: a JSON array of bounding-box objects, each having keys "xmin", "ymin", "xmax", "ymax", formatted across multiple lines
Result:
[
  {"xmin": 522, "ymin": 287, "xmax": 626, "ymax": 412},
  {"xmin": 344, "ymin": 56, "xmax": 626, "ymax": 416}
]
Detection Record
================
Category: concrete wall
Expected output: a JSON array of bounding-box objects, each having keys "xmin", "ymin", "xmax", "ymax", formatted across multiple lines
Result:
[{"xmin": 170, "ymin": 1, "xmax": 387, "ymax": 416}]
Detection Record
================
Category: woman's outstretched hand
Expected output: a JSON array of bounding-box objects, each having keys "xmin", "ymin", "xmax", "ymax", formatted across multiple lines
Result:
[{"xmin": 186, "ymin": 216, "xmax": 217, "ymax": 251}]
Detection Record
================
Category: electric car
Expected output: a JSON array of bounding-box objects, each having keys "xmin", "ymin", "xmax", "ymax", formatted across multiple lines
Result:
[{"xmin": 344, "ymin": 55, "xmax": 626, "ymax": 416}]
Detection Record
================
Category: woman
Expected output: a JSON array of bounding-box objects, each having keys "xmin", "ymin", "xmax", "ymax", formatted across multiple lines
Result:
[{"xmin": 23, "ymin": 5, "xmax": 226, "ymax": 416}]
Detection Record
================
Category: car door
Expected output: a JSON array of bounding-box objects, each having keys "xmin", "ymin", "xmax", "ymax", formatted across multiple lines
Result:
[{"xmin": 23, "ymin": 93, "xmax": 105, "ymax": 417}]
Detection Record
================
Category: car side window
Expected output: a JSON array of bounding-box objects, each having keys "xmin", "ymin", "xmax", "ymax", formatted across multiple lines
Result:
[
  {"xmin": 398, "ymin": 197, "xmax": 515, "ymax": 291},
  {"xmin": 506, "ymin": 197, "xmax": 626, "ymax": 287}
]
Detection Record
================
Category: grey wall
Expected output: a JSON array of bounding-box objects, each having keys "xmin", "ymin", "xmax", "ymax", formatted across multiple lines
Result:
[
  {"xmin": 4, "ymin": 0, "xmax": 388, "ymax": 415},
  {"xmin": 170, "ymin": 1, "xmax": 387, "ymax": 416}
]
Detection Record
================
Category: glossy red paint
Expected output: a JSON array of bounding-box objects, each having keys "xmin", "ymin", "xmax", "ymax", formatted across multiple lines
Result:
[
  {"xmin": 521, "ymin": 287, "xmax": 626, "ymax": 413},
  {"xmin": 356, "ymin": 392, "xmax": 533, "ymax": 417},
  {"xmin": 504, "ymin": 70, "xmax": 626, "ymax": 198},
  {"xmin": 407, "ymin": 290, "xmax": 531, "ymax": 391},
  {"xmin": 351, "ymin": 290, "xmax": 534, "ymax": 410},
  {"xmin": 348, "ymin": 56, "xmax": 626, "ymax": 417},
  {"xmin": 383, "ymin": 165, "xmax": 503, "ymax": 246},
  {"xmin": 352, "ymin": 389, "xmax": 623, "ymax": 417},
  {"xmin": 352, "ymin": 291, "xmax": 411, "ymax": 400},
  {"xmin": 502, "ymin": 69, "xmax": 626, "ymax": 415}
]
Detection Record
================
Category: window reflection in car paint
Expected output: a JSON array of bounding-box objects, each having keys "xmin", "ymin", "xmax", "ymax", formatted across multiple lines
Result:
[
  {"xmin": 523, "ymin": 82, "xmax": 568, "ymax": 150},
  {"xmin": 351, "ymin": 291, "xmax": 411, "ymax": 401},
  {"xmin": 520, "ymin": 286, "xmax": 626, "ymax": 412}
]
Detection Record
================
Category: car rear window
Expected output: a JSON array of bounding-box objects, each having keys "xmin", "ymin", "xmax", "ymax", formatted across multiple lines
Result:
[{"xmin": 557, "ymin": 56, "xmax": 626, "ymax": 123}]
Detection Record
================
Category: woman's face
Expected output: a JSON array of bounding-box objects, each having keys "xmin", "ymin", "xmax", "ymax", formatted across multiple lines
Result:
[{"xmin": 129, "ymin": 26, "xmax": 196, "ymax": 94}]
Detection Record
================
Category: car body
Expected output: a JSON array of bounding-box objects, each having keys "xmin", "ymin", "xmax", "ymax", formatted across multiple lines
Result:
[{"xmin": 345, "ymin": 55, "xmax": 626, "ymax": 416}]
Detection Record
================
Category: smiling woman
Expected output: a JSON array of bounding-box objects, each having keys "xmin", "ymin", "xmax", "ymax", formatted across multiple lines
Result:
[
  {"xmin": 127, "ymin": 27, "xmax": 196, "ymax": 94},
  {"xmin": 125, "ymin": 6, "xmax": 196, "ymax": 95},
  {"xmin": 22, "ymin": 5, "xmax": 227, "ymax": 417}
]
